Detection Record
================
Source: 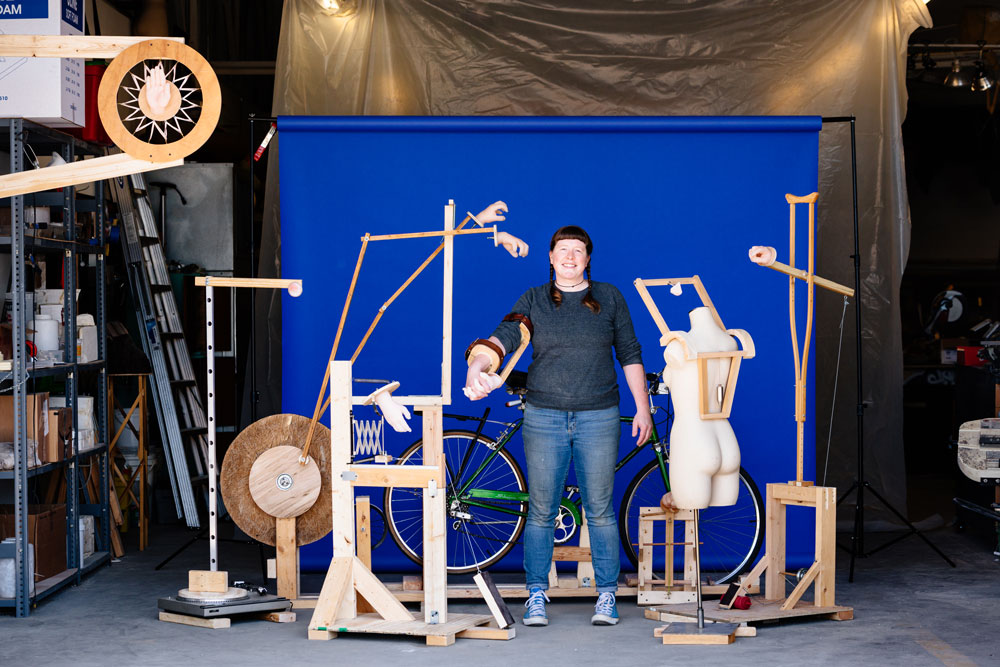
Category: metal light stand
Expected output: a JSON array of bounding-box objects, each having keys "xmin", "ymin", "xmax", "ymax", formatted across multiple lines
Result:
[{"xmin": 820, "ymin": 116, "xmax": 954, "ymax": 578}]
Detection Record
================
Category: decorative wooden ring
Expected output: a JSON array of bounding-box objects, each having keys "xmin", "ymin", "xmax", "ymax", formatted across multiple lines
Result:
[{"xmin": 98, "ymin": 39, "xmax": 221, "ymax": 162}]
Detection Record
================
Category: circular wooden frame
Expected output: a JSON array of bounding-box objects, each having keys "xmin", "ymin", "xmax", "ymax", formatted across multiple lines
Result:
[{"xmin": 98, "ymin": 39, "xmax": 221, "ymax": 162}]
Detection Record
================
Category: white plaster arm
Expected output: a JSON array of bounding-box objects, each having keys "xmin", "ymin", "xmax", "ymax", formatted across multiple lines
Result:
[
  {"xmin": 362, "ymin": 381, "xmax": 412, "ymax": 433},
  {"xmin": 469, "ymin": 200, "xmax": 508, "ymax": 226},
  {"xmin": 748, "ymin": 245, "xmax": 777, "ymax": 266},
  {"xmin": 726, "ymin": 328, "xmax": 756, "ymax": 359},
  {"xmin": 493, "ymin": 230, "xmax": 529, "ymax": 258},
  {"xmin": 660, "ymin": 330, "xmax": 698, "ymax": 362}
]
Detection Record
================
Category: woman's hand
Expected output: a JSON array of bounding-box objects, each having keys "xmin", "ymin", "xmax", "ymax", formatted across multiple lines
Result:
[
  {"xmin": 464, "ymin": 353, "xmax": 501, "ymax": 400},
  {"xmin": 632, "ymin": 408, "xmax": 653, "ymax": 446}
]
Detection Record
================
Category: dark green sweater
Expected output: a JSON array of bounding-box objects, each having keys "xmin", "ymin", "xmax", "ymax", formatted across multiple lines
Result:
[{"xmin": 491, "ymin": 282, "xmax": 643, "ymax": 411}]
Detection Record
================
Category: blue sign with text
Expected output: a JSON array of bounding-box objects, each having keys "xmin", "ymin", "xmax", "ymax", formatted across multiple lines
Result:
[{"xmin": 0, "ymin": 1, "xmax": 48, "ymax": 19}]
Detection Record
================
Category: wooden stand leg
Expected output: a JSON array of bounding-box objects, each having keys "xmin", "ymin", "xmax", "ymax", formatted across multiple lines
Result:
[
  {"xmin": 275, "ymin": 517, "xmax": 298, "ymax": 600},
  {"xmin": 764, "ymin": 483, "xmax": 786, "ymax": 601},
  {"xmin": 576, "ymin": 509, "xmax": 594, "ymax": 587},
  {"xmin": 419, "ymin": 406, "xmax": 447, "ymax": 624},
  {"xmin": 355, "ymin": 496, "xmax": 375, "ymax": 614},
  {"xmin": 814, "ymin": 486, "xmax": 836, "ymax": 607}
]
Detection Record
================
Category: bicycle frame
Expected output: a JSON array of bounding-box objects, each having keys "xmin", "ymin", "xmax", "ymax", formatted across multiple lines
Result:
[{"xmin": 447, "ymin": 395, "xmax": 672, "ymax": 530}]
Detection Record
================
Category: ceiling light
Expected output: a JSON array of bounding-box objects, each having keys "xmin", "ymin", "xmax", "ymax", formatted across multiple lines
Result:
[
  {"xmin": 971, "ymin": 61, "xmax": 993, "ymax": 91},
  {"xmin": 317, "ymin": 0, "xmax": 356, "ymax": 16},
  {"xmin": 943, "ymin": 59, "xmax": 971, "ymax": 88}
]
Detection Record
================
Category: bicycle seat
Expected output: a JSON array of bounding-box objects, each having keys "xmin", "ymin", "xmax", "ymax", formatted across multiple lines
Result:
[{"xmin": 505, "ymin": 370, "xmax": 528, "ymax": 395}]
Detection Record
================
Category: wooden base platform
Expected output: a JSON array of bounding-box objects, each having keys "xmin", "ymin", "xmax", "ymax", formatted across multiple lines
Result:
[
  {"xmin": 647, "ymin": 598, "xmax": 853, "ymax": 625},
  {"xmin": 292, "ymin": 582, "xmax": 640, "ymax": 607},
  {"xmin": 654, "ymin": 621, "xmax": 739, "ymax": 645},
  {"xmin": 158, "ymin": 610, "xmax": 296, "ymax": 630},
  {"xmin": 309, "ymin": 613, "xmax": 513, "ymax": 646}
]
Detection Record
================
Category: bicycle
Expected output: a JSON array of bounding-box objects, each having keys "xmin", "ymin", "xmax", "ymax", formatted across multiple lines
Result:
[{"xmin": 384, "ymin": 370, "xmax": 764, "ymax": 585}]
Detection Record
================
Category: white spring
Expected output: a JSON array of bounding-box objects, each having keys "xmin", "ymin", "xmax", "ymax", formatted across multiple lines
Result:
[{"xmin": 352, "ymin": 417, "xmax": 386, "ymax": 458}]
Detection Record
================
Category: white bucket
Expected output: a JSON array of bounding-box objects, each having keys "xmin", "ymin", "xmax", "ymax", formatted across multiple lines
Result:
[{"xmin": 33, "ymin": 316, "xmax": 59, "ymax": 351}]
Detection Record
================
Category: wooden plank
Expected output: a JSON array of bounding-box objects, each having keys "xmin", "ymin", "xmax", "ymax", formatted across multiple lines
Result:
[
  {"xmin": 351, "ymin": 558, "xmax": 413, "ymax": 622},
  {"xmin": 815, "ymin": 486, "xmax": 837, "ymax": 607},
  {"xmin": 328, "ymin": 361, "xmax": 357, "ymax": 620},
  {"xmin": 663, "ymin": 599, "xmax": 853, "ymax": 624},
  {"xmin": 637, "ymin": 514, "xmax": 653, "ymax": 590},
  {"xmin": 426, "ymin": 634, "xmax": 456, "ymax": 647},
  {"xmin": 158, "ymin": 611, "xmax": 229, "ymax": 629},
  {"xmin": 659, "ymin": 625, "xmax": 735, "ymax": 645},
  {"xmin": 275, "ymin": 517, "xmax": 299, "ymax": 600},
  {"xmin": 552, "ymin": 546, "xmax": 591, "ymax": 562},
  {"xmin": 781, "ymin": 561, "xmax": 820, "ymax": 610},
  {"xmin": 456, "ymin": 625, "xmax": 516, "ymax": 640},
  {"xmin": 576, "ymin": 511, "xmax": 595, "ymax": 586},
  {"xmin": 0, "ymin": 153, "xmax": 183, "ymax": 199},
  {"xmin": 349, "ymin": 464, "xmax": 440, "ymax": 488},
  {"xmin": 308, "ymin": 557, "xmax": 354, "ymax": 636},
  {"xmin": 442, "ymin": 202, "xmax": 454, "ymax": 403},
  {"xmin": 771, "ymin": 483, "xmax": 820, "ymax": 504},
  {"xmin": 420, "ymin": 405, "xmax": 448, "ymax": 624},
  {"xmin": 193, "ymin": 277, "xmax": 301, "ymax": 295},
  {"xmin": 0, "ymin": 35, "xmax": 185, "ymax": 58},
  {"xmin": 355, "ymin": 496, "xmax": 375, "ymax": 615},
  {"xmin": 402, "ymin": 575, "xmax": 422, "ymax": 590},
  {"xmin": 258, "ymin": 611, "xmax": 296, "ymax": 623},
  {"xmin": 366, "ymin": 226, "xmax": 493, "ymax": 241},
  {"xmin": 764, "ymin": 483, "xmax": 786, "ymax": 600},
  {"xmin": 266, "ymin": 558, "xmax": 276, "ymax": 579},
  {"xmin": 188, "ymin": 570, "xmax": 227, "ymax": 593}
]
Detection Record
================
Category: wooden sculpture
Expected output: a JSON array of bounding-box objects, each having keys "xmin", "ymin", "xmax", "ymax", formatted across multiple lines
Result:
[{"xmin": 0, "ymin": 36, "xmax": 221, "ymax": 197}]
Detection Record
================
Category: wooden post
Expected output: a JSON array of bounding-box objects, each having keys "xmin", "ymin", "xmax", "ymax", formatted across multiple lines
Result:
[
  {"xmin": 419, "ymin": 405, "xmax": 447, "ymax": 624},
  {"xmin": 442, "ymin": 202, "xmax": 454, "ymax": 404},
  {"xmin": 355, "ymin": 496, "xmax": 375, "ymax": 614},
  {"xmin": 764, "ymin": 483, "xmax": 786, "ymax": 601},
  {"xmin": 329, "ymin": 360, "xmax": 357, "ymax": 619},
  {"xmin": 275, "ymin": 517, "xmax": 298, "ymax": 600},
  {"xmin": 813, "ymin": 486, "xmax": 837, "ymax": 607}
]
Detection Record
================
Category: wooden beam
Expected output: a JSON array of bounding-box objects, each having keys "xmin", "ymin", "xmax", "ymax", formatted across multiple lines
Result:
[
  {"xmin": 351, "ymin": 558, "xmax": 413, "ymax": 622},
  {"xmin": 0, "ymin": 153, "xmax": 183, "ymax": 199},
  {"xmin": 188, "ymin": 570, "xmax": 227, "ymax": 593},
  {"xmin": 0, "ymin": 35, "xmax": 185, "ymax": 59},
  {"xmin": 194, "ymin": 277, "xmax": 302, "ymax": 295},
  {"xmin": 158, "ymin": 611, "xmax": 229, "ymax": 629},
  {"xmin": 420, "ymin": 406, "xmax": 448, "ymax": 624},
  {"xmin": 348, "ymin": 463, "xmax": 441, "ymax": 488},
  {"xmin": 275, "ymin": 517, "xmax": 298, "ymax": 600},
  {"xmin": 308, "ymin": 557, "xmax": 354, "ymax": 637}
]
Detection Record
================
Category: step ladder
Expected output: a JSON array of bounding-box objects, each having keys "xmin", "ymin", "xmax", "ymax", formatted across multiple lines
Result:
[{"xmin": 108, "ymin": 170, "xmax": 207, "ymax": 528}]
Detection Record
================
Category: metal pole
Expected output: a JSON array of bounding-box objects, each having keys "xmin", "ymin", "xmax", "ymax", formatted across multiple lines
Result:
[
  {"xmin": 693, "ymin": 509, "xmax": 704, "ymax": 629},
  {"xmin": 206, "ymin": 282, "xmax": 218, "ymax": 570}
]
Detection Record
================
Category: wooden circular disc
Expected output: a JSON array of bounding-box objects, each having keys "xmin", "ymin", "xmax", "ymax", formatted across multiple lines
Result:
[
  {"xmin": 221, "ymin": 414, "xmax": 331, "ymax": 547},
  {"xmin": 98, "ymin": 39, "xmax": 221, "ymax": 162},
  {"xmin": 248, "ymin": 445, "xmax": 321, "ymax": 519}
]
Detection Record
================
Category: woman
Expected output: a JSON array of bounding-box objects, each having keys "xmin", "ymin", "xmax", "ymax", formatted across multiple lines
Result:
[{"xmin": 465, "ymin": 225, "xmax": 652, "ymax": 627}]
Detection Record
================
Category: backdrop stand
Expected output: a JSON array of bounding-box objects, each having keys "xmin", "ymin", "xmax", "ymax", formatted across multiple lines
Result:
[{"xmin": 820, "ymin": 116, "xmax": 955, "ymax": 577}]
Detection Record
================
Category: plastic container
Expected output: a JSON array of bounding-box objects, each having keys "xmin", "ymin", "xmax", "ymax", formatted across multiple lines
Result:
[{"xmin": 0, "ymin": 538, "xmax": 35, "ymax": 598}]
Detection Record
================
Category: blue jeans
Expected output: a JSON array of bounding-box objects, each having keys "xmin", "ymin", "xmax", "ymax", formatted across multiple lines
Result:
[{"xmin": 521, "ymin": 403, "xmax": 620, "ymax": 593}]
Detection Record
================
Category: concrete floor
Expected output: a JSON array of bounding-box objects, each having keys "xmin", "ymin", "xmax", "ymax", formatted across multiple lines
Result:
[{"xmin": 1, "ymin": 522, "xmax": 997, "ymax": 666}]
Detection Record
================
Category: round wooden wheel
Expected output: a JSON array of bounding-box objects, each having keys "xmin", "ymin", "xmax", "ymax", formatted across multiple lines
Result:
[
  {"xmin": 220, "ymin": 414, "xmax": 332, "ymax": 547},
  {"xmin": 248, "ymin": 445, "xmax": 322, "ymax": 519},
  {"xmin": 98, "ymin": 39, "xmax": 221, "ymax": 162}
]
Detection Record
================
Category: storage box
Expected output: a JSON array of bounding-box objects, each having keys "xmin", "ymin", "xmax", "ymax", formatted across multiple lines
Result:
[
  {"xmin": 41, "ymin": 407, "xmax": 70, "ymax": 463},
  {"xmin": 0, "ymin": 0, "xmax": 86, "ymax": 127},
  {"xmin": 0, "ymin": 503, "xmax": 67, "ymax": 579},
  {"xmin": 0, "ymin": 392, "xmax": 49, "ymax": 444}
]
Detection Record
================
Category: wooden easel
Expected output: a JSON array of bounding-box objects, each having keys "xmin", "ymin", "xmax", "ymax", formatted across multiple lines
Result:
[{"xmin": 108, "ymin": 373, "xmax": 150, "ymax": 551}]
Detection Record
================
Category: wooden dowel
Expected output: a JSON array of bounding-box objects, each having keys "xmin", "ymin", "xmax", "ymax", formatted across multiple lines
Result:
[
  {"xmin": 760, "ymin": 261, "xmax": 854, "ymax": 297},
  {"xmin": 0, "ymin": 35, "xmax": 185, "ymax": 58},
  {"xmin": 194, "ymin": 277, "xmax": 302, "ymax": 294},
  {"xmin": 498, "ymin": 323, "xmax": 531, "ymax": 383},
  {"xmin": 365, "ymin": 226, "xmax": 494, "ymax": 241}
]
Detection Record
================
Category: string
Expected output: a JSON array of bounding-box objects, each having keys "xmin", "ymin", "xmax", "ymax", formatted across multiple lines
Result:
[{"xmin": 822, "ymin": 295, "xmax": 850, "ymax": 487}]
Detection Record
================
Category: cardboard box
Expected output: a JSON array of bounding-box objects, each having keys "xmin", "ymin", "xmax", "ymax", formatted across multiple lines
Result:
[
  {"xmin": 0, "ymin": 503, "xmax": 67, "ymax": 579},
  {"xmin": 41, "ymin": 407, "xmax": 70, "ymax": 463},
  {"xmin": 0, "ymin": 392, "xmax": 49, "ymax": 444},
  {"xmin": 0, "ymin": 0, "xmax": 85, "ymax": 127}
]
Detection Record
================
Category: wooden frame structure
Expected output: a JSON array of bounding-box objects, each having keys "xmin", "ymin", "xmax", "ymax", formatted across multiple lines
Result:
[
  {"xmin": 305, "ymin": 201, "xmax": 511, "ymax": 645},
  {"xmin": 633, "ymin": 276, "xmax": 755, "ymax": 419}
]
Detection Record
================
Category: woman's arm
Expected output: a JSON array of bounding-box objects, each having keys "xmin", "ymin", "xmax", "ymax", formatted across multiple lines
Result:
[
  {"xmin": 465, "ymin": 336, "xmax": 506, "ymax": 400},
  {"xmin": 623, "ymin": 363, "xmax": 652, "ymax": 445}
]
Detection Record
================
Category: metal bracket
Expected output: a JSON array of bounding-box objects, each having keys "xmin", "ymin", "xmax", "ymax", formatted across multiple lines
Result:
[
  {"xmin": 429, "ymin": 610, "xmax": 440, "ymax": 624},
  {"xmin": 427, "ymin": 478, "xmax": 438, "ymax": 498},
  {"xmin": 340, "ymin": 470, "xmax": 358, "ymax": 481}
]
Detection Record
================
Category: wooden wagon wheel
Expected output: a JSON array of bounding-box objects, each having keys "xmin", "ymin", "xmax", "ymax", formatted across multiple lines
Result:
[{"xmin": 98, "ymin": 39, "xmax": 221, "ymax": 162}]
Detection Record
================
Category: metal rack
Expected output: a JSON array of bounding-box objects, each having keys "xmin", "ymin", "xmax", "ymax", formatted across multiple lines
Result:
[{"xmin": 0, "ymin": 119, "xmax": 110, "ymax": 617}]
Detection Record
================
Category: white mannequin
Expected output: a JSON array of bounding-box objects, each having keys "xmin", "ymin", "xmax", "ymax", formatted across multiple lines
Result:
[{"xmin": 662, "ymin": 307, "xmax": 741, "ymax": 510}]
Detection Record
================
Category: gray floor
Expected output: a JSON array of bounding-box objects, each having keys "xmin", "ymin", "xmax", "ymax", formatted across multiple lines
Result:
[{"xmin": 2, "ymin": 523, "xmax": 997, "ymax": 666}]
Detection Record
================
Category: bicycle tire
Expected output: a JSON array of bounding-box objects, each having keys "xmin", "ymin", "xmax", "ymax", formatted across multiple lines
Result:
[
  {"xmin": 384, "ymin": 429, "xmax": 528, "ymax": 574},
  {"xmin": 369, "ymin": 502, "xmax": 388, "ymax": 549},
  {"xmin": 619, "ymin": 458, "xmax": 764, "ymax": 585}
]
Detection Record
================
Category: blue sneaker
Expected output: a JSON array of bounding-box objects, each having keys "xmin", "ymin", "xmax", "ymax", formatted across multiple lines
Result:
[
  {"xmin": 591, "ymin": 592, "xmax": 619, "ymax": 625},
  {"xmin": 523, "ymin": 587, "xmax": 549, "ymax": 626}
]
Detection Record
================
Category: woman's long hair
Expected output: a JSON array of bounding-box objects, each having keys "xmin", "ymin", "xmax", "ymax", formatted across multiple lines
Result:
[{"xmin": 549, "ymin": 225, "xmax": 600, "ymax": 313}]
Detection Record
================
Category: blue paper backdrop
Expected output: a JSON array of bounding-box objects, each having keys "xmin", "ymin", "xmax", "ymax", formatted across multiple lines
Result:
[{"xmin": 278, "ymin": 116, "xmax": 821, "ymax": 574}]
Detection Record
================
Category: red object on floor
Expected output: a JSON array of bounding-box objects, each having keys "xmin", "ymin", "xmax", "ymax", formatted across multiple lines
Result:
[{"xmin": 733, "ymin": 595, "xmax": 752, "ymax": 610}]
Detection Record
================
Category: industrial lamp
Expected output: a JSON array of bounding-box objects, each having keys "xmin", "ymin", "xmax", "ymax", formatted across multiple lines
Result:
[
  {"xmin": 972, "ymin": 60, "xmax": 993, "ymax": 91},
  {"xmin": 943, "ymin": 59, "xmax": 971, "ymax": 88}
]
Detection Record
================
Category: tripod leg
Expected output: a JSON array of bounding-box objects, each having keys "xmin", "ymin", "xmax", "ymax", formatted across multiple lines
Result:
[
  {"xmin": 864, "ymin": 482, "xmax": 956, "ymax": 568},
  {"xmin": 155, "ymin": 529, "xmax": 207, "ymax": 570}
]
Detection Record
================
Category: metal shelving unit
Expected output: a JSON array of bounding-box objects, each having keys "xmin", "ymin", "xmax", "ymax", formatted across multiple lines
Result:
[{"xmin": 0, "ymin": 119, "xmax": 110, "ymax": 617}]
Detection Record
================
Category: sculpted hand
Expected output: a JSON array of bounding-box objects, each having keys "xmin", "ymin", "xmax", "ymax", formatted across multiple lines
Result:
[
  {"xmin": 472, "ymin": 201, "xmax": 508, "ymax": 226},
  {"xmin": 463, "ymin": 371, "xmax": 503, "ymax": 401},
  {"xmin": 144, "ymin": 63, "xmax": 172, "ymax": 116},
  {"xmin": 494, "ymin": 231, "xmax": 529, "ymax": 258}
]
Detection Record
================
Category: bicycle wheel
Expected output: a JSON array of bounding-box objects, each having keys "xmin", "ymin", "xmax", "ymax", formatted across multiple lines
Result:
[
  {"xmin": 385, "ymin": 430, "xmax": 528, "ymax": 574},
  {"xmin": 619, "ymin": 458, "xmax": 764, "ymax": 585}
]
